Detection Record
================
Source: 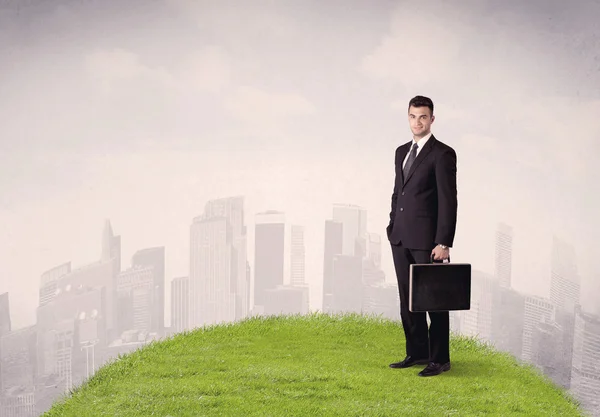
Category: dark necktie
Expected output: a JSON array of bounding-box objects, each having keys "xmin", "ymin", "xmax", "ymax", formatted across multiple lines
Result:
[{"xmin": 403, "ymin": 143, "xmax": 418, "ymax": 180}]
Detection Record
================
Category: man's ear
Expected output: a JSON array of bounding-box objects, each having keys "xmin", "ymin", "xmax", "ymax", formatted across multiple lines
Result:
[{"xmin": 431, "ymin": 115, "xmax": 435, "ymax": 123}]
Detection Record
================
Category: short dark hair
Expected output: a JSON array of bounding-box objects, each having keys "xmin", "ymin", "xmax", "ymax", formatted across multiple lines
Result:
[{"xmin": 408, "ymin": 95, "xmax": 434, "ymax": 115}]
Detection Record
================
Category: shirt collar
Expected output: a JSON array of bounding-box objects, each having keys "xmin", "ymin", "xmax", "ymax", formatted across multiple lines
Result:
[{"xmin": 413, "ymin": 132, "xmax": 433, "ymax": 148}]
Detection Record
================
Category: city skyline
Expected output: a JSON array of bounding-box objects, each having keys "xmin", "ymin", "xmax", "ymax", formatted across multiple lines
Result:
[
  {"xmin": 1, "ymin": 0, "xmax": 599, "ymax": 413},
  {"xmin": 1, "ymin": 199, "xmax": 593, "ymax": 326},
  {"xmin": 1, "ymin": 197, "xmax": 596, "ymax": 329},
  {"xmin": 1, "ymin": 199, "xmax": 598, "ymax": 415}
]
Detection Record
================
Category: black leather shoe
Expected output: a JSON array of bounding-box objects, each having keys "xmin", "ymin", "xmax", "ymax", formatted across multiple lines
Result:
[
  {"xmin": 389, "ymin": 356, "xmax": 430, "ymax": 368},
  {"xmin": 418, "ymin": 361, "xmax": 451, "ymax": 376}
]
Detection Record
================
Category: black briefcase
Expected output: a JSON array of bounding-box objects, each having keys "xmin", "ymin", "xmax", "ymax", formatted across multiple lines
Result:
[{"xmin": 409, "ymin": 256, "xmax": 471, "ymax": 312}]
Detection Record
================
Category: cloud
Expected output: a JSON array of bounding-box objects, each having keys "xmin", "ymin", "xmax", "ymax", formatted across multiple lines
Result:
[
  {"xmin": 359, "ymin": 0, "xmax": 577, "ymax": 98},
  {"xmin": 503, "ymin": 95, "xmax": 600, "ymax": 179},
  {"xmin": 83, "ymin": 45, "xmax": 315, "ymax": 133},
  {"xmin": 360, "ymin": 1, "xmax": 471, "ymax": 88},
  {"xmin": 84, "ymin": 46, "xmax": 230, "ymax": 95},
  {"xmin": 84, "ymin": 48, "xmax": 145, "ymax": 80},
  {"xmin": 458, "ymin": 133, "xmax": 500, "ymax": 158},
  {"xmin": 164, "ymin": 0, "xmax": 297, "ymax": 39},
  {"xmin": 179, "ymin": 46, "xmax": 231, "ymax": 93},
  {"xmin": 368, "ymin": 1, "xmax": 599, "ymax": 183},
  {"xmin": 223, "ymin": 86, "xmax": 316, "ymax": 131}
]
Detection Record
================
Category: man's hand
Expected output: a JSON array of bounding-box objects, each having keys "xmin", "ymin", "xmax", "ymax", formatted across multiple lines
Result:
[{"xmin": 431, "ymin": 245, "xmax": 450, "ymax": 261}]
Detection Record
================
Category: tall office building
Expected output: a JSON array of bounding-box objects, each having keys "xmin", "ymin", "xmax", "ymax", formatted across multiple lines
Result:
[
  {"xmin": 554, "ymin": 309, "xmax": 576, "ymax": 388},
  {"xmin": 331, "ymin": 255, "xmax": 363, "ymax": 313},
  {"xmin": 171, "ymin": 277, "xmax": 189, "ymax": 333},
  {"xmin": 531, "ymin": 318, "xmax": 565, "ymax": 387},
  {"xmin": 131, "ymin": 247, "xmax": 165, "ymax": 333},
  {"xmin": 362, "ymin": 231, "xmax": 394, "ymax": 319},
  {"xmin": 35, "ymin": 282, "xmax": 106, "ymax": 393},
  {"xmin": 59, "ymin": 221, "xmax": 119, "ymax": 341},
  {"xmin": 522, "ymin": 295, "xmax": 555, "ymax": 363},
  {"xmin": 214, "ymin": 197, "xmax": 251, "ymax": 322},
  {"xmin": 550, "ymin": 235, "xmax": 580, "ymax": 313},
  {"xmin": 39, "ymin": 262, "xmax": 71, "ymax": 307},
  {"xmin": 332, "ymin": 203, "xmax": 367, "ymax": 257},
  {"xmin": 494, "ymin": 222, "xmax": 513, "ymax": 288},
  {"xmin": 0, "ymin": 292, "xmax": 10, "ymax": 337},
  {"xmin": 190, "ymin": 217, "xmax": 231, "ymax": 327},
  {"xmin": 362, "ymin": 282, "xmax": 399, "ymax": 320},
  {"xmin": 0, "ymin": 292, "xmax": 10, "ymax": 395},
  {"xmin": 367, "ymin": 233, "xmax": 382, "ymax": 270},
  {"xmin": 116, "ymin": 266, "xmax": 155, "ymax": 334},
  {"xmin": 101, "ymin": 219, "xmax": 121, "ymax": 274},
  {"xmin": 290, "ymin": 225, "xmax": 305, "ymax": 287},
  {"xmin": 362, "ymin": 256, "xmax": 385, "ymax": 287},
  {"xmin": 491, "ymin": 286, "xmax": 525, "ymax": 359},
  {"xmin": 246, "ymin": 261, "xmax": 251, "ymax": 316},
  {"xmin": 0, "ymin": 325, "xmax": 37, "ymax": 416},
  {"xmin": 530, "ymin": 309, "xmax": 575, "ymax": 389},
  {"xmin": 322, "ymin": 220, "xmax": 343, "ymax": 312},
  {"xmin": 98, "ymin": 219, "xmax": 121, "ymax": 337},
  {"xmin": 570, "ymin": 306, "xmax": 600, "ymax": 414},
  {"xmin": 189, "ymin": 196, "xmax": 248, "ymax": 328},
  {"xmin": 458, "ymin": 270, "xmax": 495, "ymax": 342},
  {"xmin": 321, "ymin": 204, "xmax": 368, "ymax": 313},
  {"xmin": 254, "ymin": 211, "xmax": 285, "ymax": 309}
]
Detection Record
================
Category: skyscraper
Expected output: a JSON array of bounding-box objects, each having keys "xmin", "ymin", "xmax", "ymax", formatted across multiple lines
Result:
[
  {"xmin": 101, "ymin": 219, "xmax": 121, "ymax": 273},
  {"xmin": 367, "ymin": 233, "xmax": 382, "ymax": 270},
  {"xmin": 522, "ymin": 295, "xmax": 555, "ymax": 363},
  {"xmin": 491, "ymin": 286, "xmax": 525, "ymax": 359},
  {"xmin": 290, "ymin": 225, "xmax": 305, "ymax": 287},
  {"xmin": 550, "ymin": 235, "xmax": 580, "ymax": 312},
  {"xmin": 322, "ymin": 220, "xmax": 343, "ymax": 312},
  {"xmin": 116, "ymin": 266, "xmax": 155, "ymax": 334},
  {"xmin": 570, "ymin": 306, "xmax": 600, "ymax": 414},
  {"xmin": 35, "ymin": 282, "xmax": 106, "ymax": 393},
  {"xmin": 131, "ymin": 247, "xmax": 165, "ymax": 333},
  {"xmin": 323, "ymin": 204, "xmax": 369, "ymax": 314},
  {"xmin": 189, "ymin": 196, "xmax": 247, "ymax": 328},
  {"xmin": 531, "ymin": 318, "xmax": 565, "ymax": 387},
  {"xmin": 457, "ymin": 270, "xmax": 495, "ymax": 342},
  {"xmin": 494, "ymin": 222, "xmax": 513, "ymax": 288},
  {"xmin": 100, "ymin": 219, "xmax": 121, "ymax": 337},
  {"xmin": 171, "ymin": 277, "xmax": 189, "ymax": 333},
  {"xmin": 331, "ymin": 255, "xmax": 363, "ymax": 313},
  {"xmin": 531, "ymin": 308, "xmax": 575, "ymax": 389},
  {"xmin": 39, "ymin": 262, "xmax": 71, "ymax": 307},
  {"xmin": 253, "ymin": 211, "xmax": 285, "ymax": 310},
  {"xmin": 332, "ymin": 203, "xmax": 367, "ymax": 257},
  {"xmin": 0, "ymin": 292, "xmax": 9, "ymax": 395},
  {"xmin": 1, "ymin": 325, "xmax": 37, "ymax": 413},
  {"xmin": 0, "ymin": 292, "xmax": 10, "ymax": 337}
]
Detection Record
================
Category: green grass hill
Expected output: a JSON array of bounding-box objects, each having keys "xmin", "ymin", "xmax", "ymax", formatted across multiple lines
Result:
[{"xmin": 43, "ymin": 313, "xmax": 585, "ymax": 416}]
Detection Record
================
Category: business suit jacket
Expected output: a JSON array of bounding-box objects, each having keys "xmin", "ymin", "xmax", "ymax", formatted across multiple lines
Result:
[{"xmin": 387, "ymin": 134, "xmax": 458, "ymax": 250}]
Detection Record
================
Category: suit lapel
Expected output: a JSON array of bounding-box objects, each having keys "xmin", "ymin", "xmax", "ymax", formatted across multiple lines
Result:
[{"xmin": 402, "ymin": 135, "xmax": 436, "ymax": 187}]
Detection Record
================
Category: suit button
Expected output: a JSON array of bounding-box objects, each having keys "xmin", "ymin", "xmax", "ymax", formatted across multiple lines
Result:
[
  {"xmin": 400, "ymin": 208, "xmax": 404, "ymax": 211},
  {"xmin": 401, "ymin": 192, "xmax": 405, "ymax": 195}
]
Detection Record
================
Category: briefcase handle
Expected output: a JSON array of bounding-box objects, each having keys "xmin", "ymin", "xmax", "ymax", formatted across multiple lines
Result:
[{"xmin": 430, "ymin": 254, "xmax": 451, "ymax": 263}]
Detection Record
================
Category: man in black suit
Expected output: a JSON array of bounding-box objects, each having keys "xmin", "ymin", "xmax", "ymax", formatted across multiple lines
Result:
[{"xmin": 386, "ymin": 95, "xmax": 458, "ymax": 377}]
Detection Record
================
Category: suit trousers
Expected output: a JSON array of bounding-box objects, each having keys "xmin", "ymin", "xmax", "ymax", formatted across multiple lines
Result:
[{"xmin": 390, "ymin": 242, "xmax": 450, "ymax": 364}]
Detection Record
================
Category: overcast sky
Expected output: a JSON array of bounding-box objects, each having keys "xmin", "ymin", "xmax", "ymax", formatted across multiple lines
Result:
[{"xmin": 1, "ymin": 0, "xmax": 598, "ymax": 328}]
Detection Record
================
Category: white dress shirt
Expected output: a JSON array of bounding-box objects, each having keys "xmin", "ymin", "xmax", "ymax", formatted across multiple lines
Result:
[{"xmin": 402, "ymin": 132, "xmax": 432, "ymax": 169}]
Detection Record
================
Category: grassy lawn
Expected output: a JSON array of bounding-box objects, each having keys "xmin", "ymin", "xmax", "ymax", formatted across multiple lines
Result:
[{"xmin": 43, "ymin": 313, "xmax": 584, "ymax": 416}]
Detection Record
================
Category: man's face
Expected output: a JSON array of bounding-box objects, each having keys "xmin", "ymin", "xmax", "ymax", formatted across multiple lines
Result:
[{"xmin": 408, "ymin": 105, "xmax": 435, "ymax": 138}]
